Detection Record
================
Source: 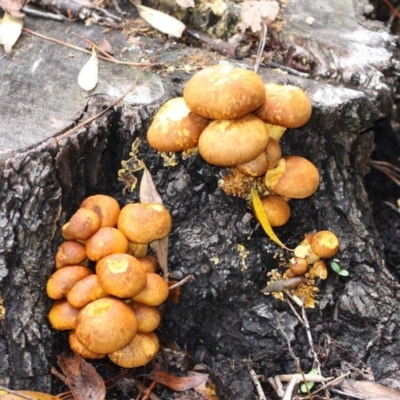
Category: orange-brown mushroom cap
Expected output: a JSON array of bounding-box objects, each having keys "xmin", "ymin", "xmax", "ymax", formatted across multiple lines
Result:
[{"xmin": 183, "ymin": 64, "xmax": 266, "ymax": 120}]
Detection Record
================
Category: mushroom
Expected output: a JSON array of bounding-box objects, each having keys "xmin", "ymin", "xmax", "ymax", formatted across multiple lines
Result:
[
  {"xmin": 118, "ymin": 203, "xmax": 172, "ymax": 244},
  {"xmin": 85, "ymin": 227, "xmax": 129, "ymax": 261},
  {"xmin": 96, "ymin": 253, "xmax": 147, "ymax": 298},
  {"xmin": 132, "ymin": 272, "xmax": 169, "ymax": 306},
  {"xmin": 48, "ymin": 299, "xmax": 80, "ymax": 331},
  {"xmin": 46, "ymin": 266, "xmax": 93, "ymax": 300},
  {"xmin": 198, "ymin": 114, "xmax": 269, "ymax": 167},
  {"xmin": 55, "ymin": 240, "xmax": 87, "ymax": 269},
  {"xmin": 69, "ymin": 330, "xmax": 106, "ymax": 359},
  {"xmin": 75, "ymin": 297, "xmax": 138, "ymax": 354},
  {"xmin": 288, "ymin": 257, "xmax": 309, "ymax": 276},
  {"xmin": 136, "ymin": 255, "xmax": 159, "ymax": 273},
  {"xmin": 258, "ymin": 194, "xmax": 291, "ymax": 227},
  {"xmin": 183, "ymin": 64, "xmax": 266, "ymax": 120},
  {"xmin": 147, "ymin": 97, "xmax": 210, "ymax": 152},
  {"xmin": 255, "ymin": 83, "xmax": 312, "ymax": 128},
  {"xmin": 61, "ymin": 208, "xmax": 101, "ymax": 241},
  {"xmin": 310, "ymin": 230, "xmax": 340, "ymax": 258},
  {"xmin": 108, "ymin": 332, "xmax": 159, "ymax": 368},
  {"xmin": 80, "ymin": 194, "xmax": 120, "ymax": 228},
  {"xmin": 309, "ymin": 260, "xmax": 328, "ymax": 280},
  {"xmin": 128, "ymin": 302, "xmax": 162, "ymax": 333},
  {"xmin": 265, "ymin": 156, "xmax": 320, "ymax": 199},
  {"xmin": 67, "ymin": 274, "xmax": 108, "ymax": 309}
]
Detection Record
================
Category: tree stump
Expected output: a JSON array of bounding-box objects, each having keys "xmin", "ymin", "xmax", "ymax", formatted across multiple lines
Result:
[{"xmin": 1, "ymin": 1, "xmax": 399, "ymax": 398}]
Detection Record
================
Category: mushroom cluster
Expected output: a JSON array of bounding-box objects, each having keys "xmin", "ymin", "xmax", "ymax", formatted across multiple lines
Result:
[
  {"xmin": 47, "ymin": 194, "xmax": 171, "ymax": 368},
  {"xmin": 146, "ymin": 64, "xmax": 318, "ymax": 228}
]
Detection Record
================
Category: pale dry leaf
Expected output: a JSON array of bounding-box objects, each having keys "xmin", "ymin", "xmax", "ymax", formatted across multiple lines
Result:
[
  {"xmin": 240, "ymin": 0, "xmax": 280, "ymax": 33},
  {"xmin": 77, "ymin": 47, "xmax": 98, "ymax": 91},
  {"xmin": 146, "ymin": 370, "xmax": 209, "ymax": 391},
  {"xmin": 135, "ymin": 3, "xmax": 186, "ymax": 38},
  {"xmin": 0, "ymin": 12, "xmax": 23, "ymax": 54},
  {"xmin": 341, "ymin": 378, "xmax": 400, "ymax": 400},
  {"xmin": 0, "ymin": 389, "xmax": 61, "ymax": 400},
  {"xmin": 175, "ymin": 0, "xmax": 195, "ymax": 9},
  {"xmin": 140, "ymin": 166, "xmax": 169, "ymax": 278}
]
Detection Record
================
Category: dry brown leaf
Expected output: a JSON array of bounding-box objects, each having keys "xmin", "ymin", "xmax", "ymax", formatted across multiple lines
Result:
[
  {"xmin": 0, "ymin": 390, "xmax": 61, "ymax": 400},
  {"xmin": 134, "ymin": 3, "xmax": 186, "ymax": 38},
  {"xmin": 240, "ymin": 0, "xmax": 279, "ymax": 33},
  {"xmin": 190, "ymin": 371, "xmax": 219, "ymax": 400},
  {"xmin": 341, "ymin": 378, "xmax": 400, "ymax": 400},
  {"xmin": 53, "ymin": 354, "xmax": 106, "ymax": 400},
  {"xmin": 140, "ymin": 166, "xmax": 169, "ymax": 278},
  {"xmin": 146, "ymin": 370, "xmax": 209, "ymax": 391},
  {"xmin": 98, "ymin": 38, "xmax": 114, "ymax": 56},
  {"xmin": 0, "ymin": 0, "xmax": 25, "ymax": 19}
]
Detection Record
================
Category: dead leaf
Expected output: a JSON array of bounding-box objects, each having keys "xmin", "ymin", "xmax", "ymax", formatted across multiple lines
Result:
[
  {"xmin": 174, "ymin": 0, "xmax": 194, "ymax": 9},
  {"xmin": 240, "ymin": 0, "xmax": 280, "ymax": 33},
  {"xmin": 0, "ymin": 390, "xmax": 61, "ymax": 400},
  {"xmin": 134, "ymin": 3, "xmax": 186, "ymax": 38},
  {"xmin": 98, "ymin": 38, "xmax": 114, "ymax": 56},
  {"xmin": 190, "ymin": 371, "xmax": 219, "ymax": 400},
  {"xmin": 52, "ymin": 354, "xmax": 106, "ymax": 400},
  {"xmin": 140, "ymin": 166, "xmax": 169, "ymax": 278},
  {"xmin": 0, "ymin": 0, "xmax": 25, "ymax": 19},
  {"xmin": 78, "ymin": 47, "xmax": 98, "ymax": 91},
  {"xmin": 0, "ymin": 11, "xmax": 23, "ymax": 53},
  {"xmin": 340, "ymin": 378, "xmax": 400, "ymax": 400},
  {"xmin": 146, "ymin": 370, "xmax": 209, "ymax": 391}
]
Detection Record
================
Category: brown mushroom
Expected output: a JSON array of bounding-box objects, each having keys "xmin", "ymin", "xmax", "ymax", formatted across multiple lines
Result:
[
  {"xmin": 67, "ymin": 274, "xmax": 108, "ymax": 309},
  {"xmin": 255, "ymin": 83, "xmax": 312, "ymax": 128},
  {"xmin": 131, "ymin": 272, "xmax": 169, "ymax": 306},
  {"xmin": 198, "ymin": 114, "xmax": 269, "ymax": 167},
  {"xmin": 288, "ymin": 257, "xmax": 309, "ymax": 276},
  {"xmin": 118, "ymin": 203, "xmax": 172, "ymax": 244},
  {"xmin": 183, "ymin": 64, "xmax": 266, "ymax": 120},
  {"xmin": 75, "ymin": 297, "xmax": 138, "ymax": 354},
  {"xmin": 96, "ymin": 253, "xmax": 147, "ymax": 298},
  {"xmin": 265, "ymin": 156, "xmax": 319, "ymax": 199},
  {"xmin": 147, "ymin": 97, "xmax": 209, "ymax": 152},
  {"xmin": 61, "ymin": 208, "xmax": 101, "ymax": 241},
  {"xmin": 128, "ymin": 301, "xmax": 161, "ymax": 333},
  {"xmin": 48, "ymin": 299, "xmax": 80, "ymax": 330},
  {"xmin": 136, "ymin": 255, "xmax": 159, "ymax": 273},
  {"xmin": 85, "ymin": 227, "xmax": 129, "ymax": 261},
  {"xmin": 310, "ymin": 230, "xmax": 340, "ymax": 258},
  {"xmin": 46, "ymin": 266, "xmax": 93, "ymax": 300},
  {"xmin": 108, "ymin": 332, "xmax": 159, "ymax": 368},
  {"xmin": 80, "ymin": 194, "xmax": 120, "ymax": 227},
  {"xmin": 69, "ymin": 330, "xmax": 106, "ymax": 359},
  {"xmin": 55, "ymin": 240, "xmax": 87, "ymax": 269},
  {"xmin": 258, "ymin": 194, "xmax": 291, "ymax": 227}
]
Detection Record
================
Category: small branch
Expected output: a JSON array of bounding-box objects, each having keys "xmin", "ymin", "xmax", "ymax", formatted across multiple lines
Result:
[
  {"xmin": 244, "ymin": 361, "xmax": 267, "ymax": 400},
  {"xmin": 92, "ymin": 5, "xmax": 122, "ymax": 22},
  {"xmin": 168, "ymin": 275, "xmax": 195, "ymax": 290},
  {"xmin": 72, "ymin": 32, "xmax": 119, "ymax": 61},
  {"xmin": 22, "ymin": 5, "xmax": 65, "ymax": 21},
  {"xmin": 254, "ymin": 22, "xmax": 267, "ymax": 74},
  {"xmin": 279, "ymin": 374, "xmax": 333, "ymax": 383}
]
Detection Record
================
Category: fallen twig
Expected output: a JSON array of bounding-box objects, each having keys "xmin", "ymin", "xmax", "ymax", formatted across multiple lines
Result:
[
  {"xmin": 72, "ymin": 32, "xmax": 119, "ymax": 61},
  {"xmin": 279, "ymin": 374, "xmax": 333, "ymax": 383},
  {"xmin": 244, "ymin": 361, "xmax": 267, "ymax": 400},
  {"xmin": 168, "ymin": 275, "xmax": 195, "ymax": 290},
  {"xmin": 52, "ymin": 65, "xmax": 152, "ymax": 143},
  {"xmin": 22, "ymin": 5, "xmax": 65, "ymax": 21},
  {"xmin": 22, "ymin": 27, "xmax": 158, "ymax": 67}
]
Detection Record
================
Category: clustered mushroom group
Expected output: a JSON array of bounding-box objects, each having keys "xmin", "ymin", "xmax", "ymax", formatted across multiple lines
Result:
[
  {"xmin": 47, "ymin": 194, "xmax": 171, "ymax": 368},
  {"xmin": 146, "ymin": 63, "xmax": 319, "ymax": 228}
]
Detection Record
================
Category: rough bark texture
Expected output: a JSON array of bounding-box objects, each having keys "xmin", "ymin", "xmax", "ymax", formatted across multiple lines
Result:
[{"xmin": 1, "ymin": 0, "xmax": 400, "ymax": 398}]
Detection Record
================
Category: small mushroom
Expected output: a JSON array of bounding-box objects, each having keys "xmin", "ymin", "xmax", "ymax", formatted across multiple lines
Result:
[
  {"xmin": 48, "ymin": 299, "xmax": 80, "ymax": 331},
  {"xmin": 136, "ymin": 255, "xmax": 159, "ymax": 273},
  {"xmin": 128, "ymin": 302, "xmax": 161, "ymax": 333},
  {"xmin": 310, "ymin": 230, "xmax": 340, "ymax": 258},
  {"xmin": 258, "ymin": 194, "xmax": 291, "ymax": 227},
  {"xmin": 265, "ymin": 156, "xmax": 319, "ymax": 199},
  {"xmin": 288, "ymin": 257, "xmax": 309, "ymax": 276},
  {"xmin": 118, "ymin": 203, "xmax": 172, "ymax": 244},
  {"xmin": 132, "ymin": 272, "xmax": 169, "ymax": 306},
  {"xmin": 80, "ymin": 194, "xmax": 120, "ymax": 228},
  {"xmin": 46, "ymin": 266, "xmax": 93, "ymax": 300},
  {"xmin": 309, "ymin": 260, "xmax": 328, "ymax": 280},
  {"xmin": 85, "ymin": 227, "xmax": 129, "ymax": 261},
  {"xmin": 183, "ymin": 64, "xmax": 266, "ymax": 120},
  {"xmin": 147, "ymin": 97, "xmax": 209, "ymax": 152},
  {"xmin": 55, "ymin": 240, "xmax": 87, "ymax": 269},
  {"xmin": 198, "ymin": 114, "xmax": 269, "ymax": 167},
  {"xmin": 75, "ymin": 297, "xmax": 138, "ymax": 354},
  {"xmin": 108, "ymin": 331, "xmax": 160, "ymax": 368},
  {"xmin": 255, "ymin": 83, "xmax": 312, "ymax": 128},
  {"xmin": 67, "ymin": 274, "xmax": 108, "ymax": 309},
  {"xmin": 96, "ymin": 253, "xmax": 147, "ymax": 298},
  {"xmin": 69, "ymin": 330, "xmax": 106, "ymax": 359},
  {"xmin": 61, "ymin": 208, "xmax": 101, "ymax": 241}
]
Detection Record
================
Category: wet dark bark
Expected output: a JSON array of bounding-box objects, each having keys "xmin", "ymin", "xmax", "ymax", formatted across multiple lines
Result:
[{"xmin": 1, "ymin": 0, "xmax": 400, "ymax": 398}]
